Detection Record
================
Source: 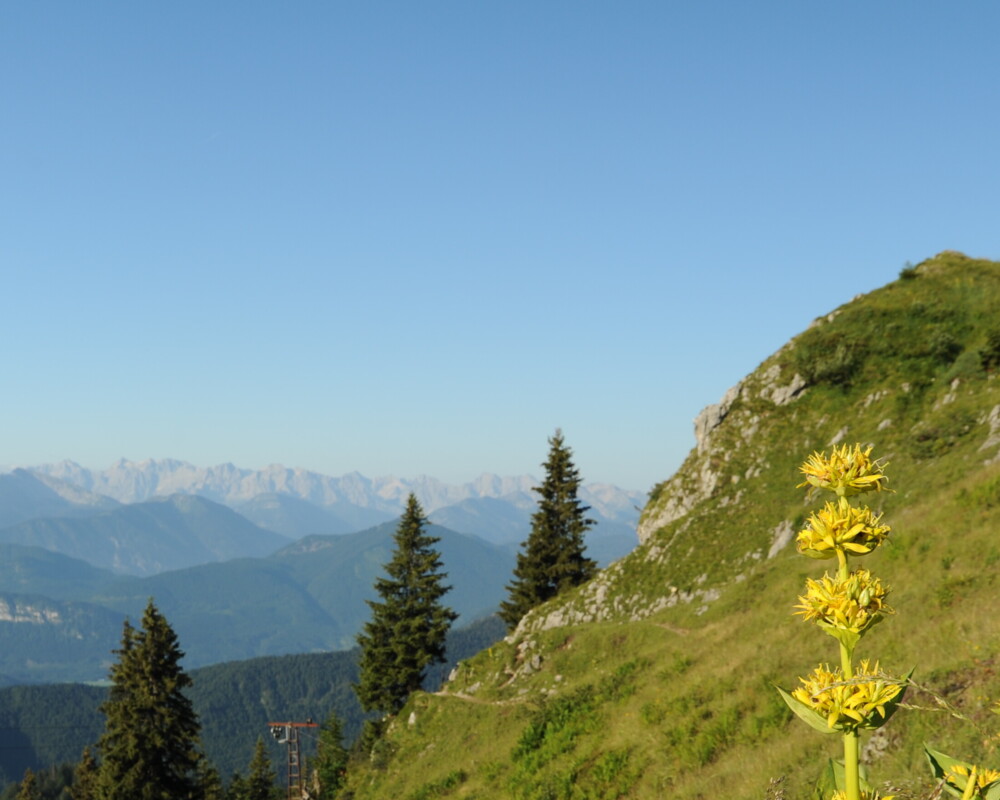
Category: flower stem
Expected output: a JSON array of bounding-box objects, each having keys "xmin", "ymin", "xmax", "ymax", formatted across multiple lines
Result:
[
  {"xmin": 837, "ymin": 547, "xmax": 860, "ymax": 800},
  {"xmin": 844, "ymin": 729, "xmax": 861, "ymax": 800}
]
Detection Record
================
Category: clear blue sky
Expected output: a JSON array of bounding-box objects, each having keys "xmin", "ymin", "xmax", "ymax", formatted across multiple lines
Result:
[{"xmin": 2, "ymin": 2, "xmax": 998, "ymax": 492}]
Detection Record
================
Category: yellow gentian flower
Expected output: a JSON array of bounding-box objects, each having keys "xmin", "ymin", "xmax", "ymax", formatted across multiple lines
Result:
[
  {"xmin": 791, "ymin": 660, "xmax": 903, "ymax": 732},
  {"xmin": 796, "ymin": 498, "xmax": 890, "ymax": 559},
  {"xmin": 795, "ymin": 569, "xmax": 892, "ymax": 634},
  {"xmin": 799, "ymin": 444, "xmax": 889, "ymax": 497}
]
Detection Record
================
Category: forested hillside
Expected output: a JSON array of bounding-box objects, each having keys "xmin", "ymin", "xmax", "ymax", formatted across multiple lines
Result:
[
  {"xmin": 0, "ymin": 615, "xmax": 504, "ymax": 788},
  {"xmin": 0, "ymin": 522, "xmax": 515, "ymax": 682}
]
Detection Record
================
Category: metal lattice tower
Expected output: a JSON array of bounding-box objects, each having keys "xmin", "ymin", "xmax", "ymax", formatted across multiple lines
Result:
[{"xmin": 268, "ymin": 720, "xmax": 318, "ymax": 800}]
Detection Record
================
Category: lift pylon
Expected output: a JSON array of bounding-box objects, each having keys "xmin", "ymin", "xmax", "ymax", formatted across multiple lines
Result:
[{"xmin": 268, "ymin": 719, "xmax": 319, "ymax": 800}]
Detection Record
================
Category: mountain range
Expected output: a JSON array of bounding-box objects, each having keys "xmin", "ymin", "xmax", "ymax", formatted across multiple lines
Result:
[
  {"xmin": 2, "ymin": 461, "xmax": 642, "ymax": 562},
  {"xmin": 0, "ymin": 460, "xmax": 641, "ymax": 684},
  {"xmin": 24, "ymin": 459, "xmax": 643, "ymax": 523}
]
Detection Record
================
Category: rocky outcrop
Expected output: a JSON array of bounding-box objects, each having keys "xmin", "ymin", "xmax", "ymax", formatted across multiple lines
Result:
[
  {"xmin": 0, "ymin": 597, "xmax": 62, "ymax": 624},
  {"xmin": 980, "ymin": 404, "xmax": 1000, "ymax": 462},
  {"xmin": 637, "ymin": 359, "xmax": 807, "ymax": 545}
]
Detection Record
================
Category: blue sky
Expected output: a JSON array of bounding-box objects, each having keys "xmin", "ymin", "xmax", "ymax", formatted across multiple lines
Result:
[{"xmin": 2, "ymin": 2, "xmax": 998, "ymax": 492}]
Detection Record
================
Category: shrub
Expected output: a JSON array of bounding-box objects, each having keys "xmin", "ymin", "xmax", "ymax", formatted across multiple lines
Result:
[{"xmin": 979, "ymin": 329, "xmax": 1000, "ymax": 372}]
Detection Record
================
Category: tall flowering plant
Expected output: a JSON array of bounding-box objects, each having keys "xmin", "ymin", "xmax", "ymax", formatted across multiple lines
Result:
[{"xmin": 777, "ymin": 445, "xmax": 909, "ymax": 800}]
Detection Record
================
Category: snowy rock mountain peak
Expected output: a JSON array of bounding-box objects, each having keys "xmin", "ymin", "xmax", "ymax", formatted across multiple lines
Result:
[{"xmin": 24, "ymin": 459, "xmax": 644, "ymax": 522}]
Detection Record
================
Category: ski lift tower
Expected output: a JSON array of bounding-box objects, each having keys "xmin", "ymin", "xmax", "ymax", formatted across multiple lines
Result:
[{"xmin": 268, "ymin": 719, "xmax": 319, "ymax": 800}]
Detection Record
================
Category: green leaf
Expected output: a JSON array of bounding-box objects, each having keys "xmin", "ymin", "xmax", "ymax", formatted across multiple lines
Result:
[
  {"xmin": 812, "ymin": 758, "xmax": 872, "ymax": 800},
  {"xmin": 774, "ymin": 684, "xmax": 838, "ymax": 735},
  {"xmin": 926, "ymin": 745, "xmax": 1000, "ymax": 800},
  {"xmin": 927, "ymin": 745, "xmax": 974, "ymax": 798},
  {"xmin": 816, "ymin": 621, "xmax": 861, "ymax": 655},
  {"xmin": 812, "ymin": 758, "xmax": 842, "ymax": 800}
]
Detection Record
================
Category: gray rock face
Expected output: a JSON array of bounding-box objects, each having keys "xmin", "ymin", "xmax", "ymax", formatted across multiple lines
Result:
[
  {"xmin": 980, "ymin": 404, "xmax": 1000, "ymax": 462},
  {"xmin": 637, "ymin": 357, "xmax": 809, "ymax": 546},
  {"xmin": 694, "ymin": 383, "xmax": 744, "ymax": 455}
]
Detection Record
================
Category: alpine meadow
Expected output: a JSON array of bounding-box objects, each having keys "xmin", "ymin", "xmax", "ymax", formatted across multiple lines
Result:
[{"xmin": 333, "ymin": 252, "xmax": 1000, "ymax": 800}]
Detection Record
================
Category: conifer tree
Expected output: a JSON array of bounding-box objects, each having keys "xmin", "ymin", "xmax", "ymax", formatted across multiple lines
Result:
[
  {"xmin": 499, "ymin": 429, "xmax": 597, "ymax": 631},
  {"xmin": 355, "ymin": 494, "xmax": 458, "ymax": 715},
  {"xmin": 198, "ymin": 762, "xmax": 224, "ymax": 800},
  {"xmin": 72, "ymin": 747, "xmax": 99, "ymax": 800},
  {"xmin": 96, "ymin": 600, "xmax": 205, "ymax": 800},
  {"xmin": 224, "ymin": 773, "xmax": 247, "ymax": 800},
  {"xmin": 313, "ymin": 710, "xmax": 349, "ymax": 799},
  {"xmin": 244, "ymin": 737, "xmax": 279, "ymax": 800},
  {"xmin": 16, "ymin": 769, "xmax": 40, "ymax": 800}
]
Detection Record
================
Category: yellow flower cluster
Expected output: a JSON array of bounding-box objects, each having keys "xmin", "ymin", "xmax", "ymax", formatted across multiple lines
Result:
[
  {"xmin": 799, "ymin": 444, "xmax": 890, "ymax": 497},
  {"xmin": 796, "ymin": 498, "xmax": 891, "ymax": 560},
  {"xmin": 946, "ymin": 764, "xmax": 1000, "ymax": 795},
  {"xmin": 795, "ymin": 569, "xmax": 892, "ymax": 634},
  {"xmin": 830, "ymin": 791, "xmax": 894, "ymax": 800},
  {"xmin": 791, "ymin": 660, "xmax": 903, "ymax": 732}
]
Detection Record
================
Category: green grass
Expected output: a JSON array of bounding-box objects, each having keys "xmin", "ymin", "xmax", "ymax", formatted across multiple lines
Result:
[{"xmin": 339, "ymin": 253, "xmax": 1000, "ymax": 800}]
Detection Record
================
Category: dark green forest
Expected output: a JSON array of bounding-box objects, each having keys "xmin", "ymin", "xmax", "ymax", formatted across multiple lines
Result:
[{"xmin": 0, "ymin": 614, "xmax": 504, "ymax": 790}]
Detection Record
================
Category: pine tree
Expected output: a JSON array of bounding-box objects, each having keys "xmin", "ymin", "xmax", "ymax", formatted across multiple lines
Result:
[
  {"xmin": 313, "ymin": 710, "xmax": 348, "ymax": 799},
  {"xmin": 244, "ymin": 737, "xmax": 278, "ymax": 800},
  {"xmin": 499, "ymin": 429, "xmax": 597, "ymax": 631},
  {"xmin": 72, "ymin": 747, "xmax": 99, "ymax": 800},
  {"xmin": 16, "ymin": 769, "xmax": 40, "ymax": 800},
  {"xmin": 96, "ymin": 599, "xmax": 205, "ymax": 800},
  {"xmin": 223, "ymin": 773, "xmax": 247, "ymax": 800},
  {"xmin": 355, "ymin": 494, "xmax": 458, "ymax": 715},
  {"xmin": 198, "ymin": 762, "xmax": 224, "ymax": 800}
]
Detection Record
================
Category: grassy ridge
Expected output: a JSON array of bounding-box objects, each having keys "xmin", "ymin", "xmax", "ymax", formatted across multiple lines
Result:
[{"xmin": 339, "ymin": 252, "xmax": 1000, "ymax": 800}]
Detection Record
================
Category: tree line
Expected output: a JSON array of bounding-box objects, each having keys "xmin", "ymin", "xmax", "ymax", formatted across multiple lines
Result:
[{"xmin": 6, "ymin": 429, "xmax": 598, "ymax": 800}]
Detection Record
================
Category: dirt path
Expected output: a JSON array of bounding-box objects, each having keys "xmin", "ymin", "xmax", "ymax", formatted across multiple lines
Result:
[{"xmin": 432, "ymin": 689, "xmax": 526, "ymax": 706}]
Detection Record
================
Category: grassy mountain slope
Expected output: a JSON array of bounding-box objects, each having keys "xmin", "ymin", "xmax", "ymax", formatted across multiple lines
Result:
[{"xmin": 338, "ymin": 252, "xmax": 1000, "ymax": 800}]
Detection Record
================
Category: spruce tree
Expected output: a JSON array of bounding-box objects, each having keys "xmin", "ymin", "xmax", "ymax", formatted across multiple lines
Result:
[
  {"xmin": 313, "ymin": 710, "xmax": 348, "ymax": 799},
  {"xmin": 72, "ymin": 747, "xmax": 99, "ymax": 800},
  {"xmin": 96, "ymin": 600, "xmax": 205, "ymax": 800},
  {"xmin": 499, "ymin": 429, "xmax": 597, "ymax": 631},
  {"xmin": 244, "ymin": 737, "xmax": 278, "ymax": 800},
  {"xmin": 355, "ymin": 494, "xmax": 458, "ymax": 715},
  {"xmin": 16, "ymin": 769, "xmax": 40, "ymax": 800},
  {"xmin": 224, "ymin": 773, "xmax": 247, "ymax": 800},
  {"xmin": 198, "ymin": 762, "xmax": 224, "ymax": 800}
]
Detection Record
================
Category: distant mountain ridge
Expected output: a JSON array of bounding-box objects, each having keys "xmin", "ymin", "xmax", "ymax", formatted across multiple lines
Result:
[
  {"xmin": 0, "ymin": 469, "xmax": 119, "ymax": 529},
  {"xmin": 0, "ymin": 491, "xmax": 286, "ymax": 576},
  {"xmin": 0, "ymin": 521, "xmax": 516, "ymax": 682},
  {"xmin": 21, "ymin": 459, "xmax": 643, "ymax": 523}
]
